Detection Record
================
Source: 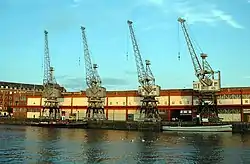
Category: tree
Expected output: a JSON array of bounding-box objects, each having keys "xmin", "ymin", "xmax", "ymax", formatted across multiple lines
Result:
[{"xmin": 7, "ymin": 106, "xmax": 13, "ymax": 117}]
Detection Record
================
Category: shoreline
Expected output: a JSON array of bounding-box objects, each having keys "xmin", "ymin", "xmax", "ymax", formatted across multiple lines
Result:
[{"xmin": 1, "ymin": 118, "xmax": 250, "ymax": 133}]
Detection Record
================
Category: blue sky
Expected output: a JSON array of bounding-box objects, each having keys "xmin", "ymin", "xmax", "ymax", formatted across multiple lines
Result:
[{"xmin": 0, "ymin": 0, "xmax": 250, "ymax": 91}]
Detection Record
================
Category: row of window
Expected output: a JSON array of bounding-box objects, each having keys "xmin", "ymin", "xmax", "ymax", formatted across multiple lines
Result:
[
  {"xmin": 108, "ymin": 101, "xmax": 191, "ymax": 105},
  {"xmin": 218, "ymin": 94, "xmax": 250, "ymax": 99},
  {"xmin": 0, "ymin": 85, "xmax": 43, "ymax": 91}
]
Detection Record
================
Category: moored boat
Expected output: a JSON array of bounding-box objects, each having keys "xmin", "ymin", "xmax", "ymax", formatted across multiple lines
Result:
[
  {"xmin": 30, "ymin": 121, "xmax": 87, "ymax": 128},
  {"xmin": 162, "ymin": 124, "xmax": 232, "ymax": 132}
]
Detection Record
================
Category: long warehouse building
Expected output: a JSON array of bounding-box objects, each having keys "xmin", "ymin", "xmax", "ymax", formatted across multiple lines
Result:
[{"xmin": 1, "ymin": 81, "xmax": 250, "ymax": 122}]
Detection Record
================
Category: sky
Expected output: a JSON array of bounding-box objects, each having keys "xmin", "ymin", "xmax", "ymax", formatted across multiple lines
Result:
[{"xmin": 0, "ymin": 0, "xmax": 250, "ymax": 91}]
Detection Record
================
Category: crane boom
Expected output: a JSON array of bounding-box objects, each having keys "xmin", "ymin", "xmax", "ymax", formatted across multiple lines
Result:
[
  {"xmin": 81, "ymin": 27, "xmax": 101, "ymax": 89},
  {"xmin": 43, "ymin": 30, "xmax": 52, "ymax": 85},
  {"xmin": 177, "ymin": 18, "xmax": 202, "ymax": 77},
  {"xmin": 178, "ymin": 18, "xmax": 220, "ymax": 91},
  {"xmin": 127, "ymin": 20, "xmax": 147, "ymax": 86}
]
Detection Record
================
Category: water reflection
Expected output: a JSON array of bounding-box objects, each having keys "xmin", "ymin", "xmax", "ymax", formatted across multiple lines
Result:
[
  {"xmin": 83, "ymin": 129, "xmax": 108, "ymax": 163},
  {"xmin": 0, "ymin": 125, "xmax": 27, "ymax": 163},
  {"xmin": 187, "ymin": 133, "xmax": 224, "ymax": 163},
  {"xmin": 36, "ymin": 128, "xmax": 62, "ymax": 163},
  {"xmin": 1, "ymin": 125, "xmax": 250, "ymax": 163},
  {"xmin": 136, "ymin": 132, "xmax": 163, "ymax": 163}
]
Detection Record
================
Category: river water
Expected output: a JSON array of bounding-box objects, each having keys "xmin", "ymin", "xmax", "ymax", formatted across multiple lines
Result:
[{"xmin": 0, "ymin": 125, "xmax": 250, "ymax": 164}]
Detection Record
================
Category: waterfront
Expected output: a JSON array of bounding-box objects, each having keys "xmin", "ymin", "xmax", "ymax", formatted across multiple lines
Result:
[{"xmin": 0, "ymin": 126, "xmax": 250, "ymax": 163}]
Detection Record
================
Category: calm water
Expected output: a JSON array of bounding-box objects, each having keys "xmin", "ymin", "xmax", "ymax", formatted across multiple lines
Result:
[{"xmin": 0, "ymin": 125, "xmax": 250, "ymax": 164}]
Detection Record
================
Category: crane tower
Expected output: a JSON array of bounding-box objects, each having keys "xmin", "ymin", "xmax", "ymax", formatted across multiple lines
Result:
[
  {"xmin": 81, "ymin": 26, "xmax": 106, "ymax": 120},
  {"xmin": 127, "ymin": 20, "xmax": 161, "ymax": 122},
  {"xmin": 41, "ymin": 30, "xmax": 62, "ymax": 120},
  {"xmin": 178, "ymin": 18, "xmax": 221, "ymax": 123}
]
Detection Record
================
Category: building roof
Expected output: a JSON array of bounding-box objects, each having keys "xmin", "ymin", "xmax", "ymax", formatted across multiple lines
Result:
[
  {"xmin": 0, "ymin": 81, "xmax": 43, "ymax": 90},
  {"xmin": 0, "ymin": 81, "xmax": 66, "ymax": 92}
]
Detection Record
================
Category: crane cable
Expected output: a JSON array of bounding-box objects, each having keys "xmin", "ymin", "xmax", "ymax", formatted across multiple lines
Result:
[
  {"xmin": 177, "ymin": 22, "xmax": 181, "ymax": 61},
  {"xmin": 126, "ymin": 28, "xmax": 129, "ymax": 61}
]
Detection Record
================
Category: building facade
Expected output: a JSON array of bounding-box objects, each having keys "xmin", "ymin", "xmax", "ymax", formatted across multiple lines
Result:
[
  {"xmin": 0, "ymin": 81, "xmax": 66, "ymax": 118},
  {"xmin": 1, "ymin": 81, "xmax": 250, "ymax": 122},
  {"xmin": 24, "ymin": 87, "xmax": 250, "ymax": 122}
]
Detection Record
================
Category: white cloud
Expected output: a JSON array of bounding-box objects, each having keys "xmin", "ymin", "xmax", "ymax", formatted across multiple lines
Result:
[
  {"xmin": 243, "ymin": 76, "xmax": 250, "ymax": 79},
  {"xmin": 211, "ymin": 9, "xmax": 244, "ymax": 29},
  {"xmin": 145, "ymin": 0, "xmax": 244, "ymax": 29}
]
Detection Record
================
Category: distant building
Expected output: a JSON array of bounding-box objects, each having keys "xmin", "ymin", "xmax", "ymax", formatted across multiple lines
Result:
[{"xmin": 0, "ymin": 81, "xmax": 66, "ymax": 112}]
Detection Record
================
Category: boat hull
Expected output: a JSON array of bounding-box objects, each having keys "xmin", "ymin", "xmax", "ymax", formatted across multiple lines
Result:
[
  {"xmin": 162, "ymin": 125, "xmax": 232, "ymax": 132},
  {"xmin": 30, "ymin": 122, "xmax": 87, "ymax": 128}
]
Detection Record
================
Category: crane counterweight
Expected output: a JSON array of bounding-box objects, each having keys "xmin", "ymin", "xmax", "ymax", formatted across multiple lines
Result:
[{"xmin": 127, "ymin": 20, "xmax": 161, "ymax": 122}]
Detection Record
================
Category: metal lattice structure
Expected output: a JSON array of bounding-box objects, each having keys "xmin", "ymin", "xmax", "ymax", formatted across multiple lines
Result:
[
  {"xmin": 81, "ymin": 26, "xmax": 106, "ymax": 120},
  {"xmin": 178, "ymin": 18, "xmax": 221, "ymax": 123},
  {"xmin": 127, "ymin": 20, "xmax": 161, "ymax": 122},
  {"xmin": 41, "ymin": 30, "xmax": 62, "ymax": 120}
]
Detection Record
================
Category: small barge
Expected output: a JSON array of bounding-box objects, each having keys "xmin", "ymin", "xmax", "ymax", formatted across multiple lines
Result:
[
  {"xmin": 162, "ymin": 124, "xmax": 232, "ymax": 132},
  {"xmin": 30, "ymin": 121, "xmax": 88, "ymax": 128}
]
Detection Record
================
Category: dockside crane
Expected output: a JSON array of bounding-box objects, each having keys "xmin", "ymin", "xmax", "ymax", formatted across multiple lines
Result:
[
  {"xmin": 178, "ymin": 18, "xmax": 221, "ymax": 123},
  {"xmin": 127, "ymin": 20, "xmax": 161, "ymax": 122},
  {"xmin": 41, "ymin": 30, "xmax": 62, "ymax": 120},
  {"xmin": 81, "ymin": 26, "xmax": 106, "ymax": 120}
]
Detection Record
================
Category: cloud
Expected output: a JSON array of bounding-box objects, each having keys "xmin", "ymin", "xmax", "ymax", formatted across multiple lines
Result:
[
  {"xmin": 211, "ymin": 10, "xmax": 244, "ymax": 29},
  {"xmin": 56, "ymin": 75, "xmax": 130, "ymax": 91},
  {"xmin": 102, "ymin": 77, "xmax": 130, "ymax": 87},
  {"xmin": 243, "ymin": 76, "xmax": 250, "ymax": 79},
  {"xmin": 56, "ymin": 76, "xmax": 85, "ymax": 91},
  {"xmin": 124, "ymin": 70, "xmax": 137, "ymax": 75},
  {"xmin": 145, "ymin": 0, "xmax": 243, "ymax": 29}
]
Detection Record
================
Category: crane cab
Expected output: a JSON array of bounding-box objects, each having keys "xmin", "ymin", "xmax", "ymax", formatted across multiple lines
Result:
[
  {"xmin": 138, "ymin": 85, "xmax": 160, "ymax": 97},
  {"xmin": 193, "ymin": 79, "xmax": 220, "ymax": 92},
  {"xmin": 86, "ymin": 87, "xmax": 106, "ymax": 98}
]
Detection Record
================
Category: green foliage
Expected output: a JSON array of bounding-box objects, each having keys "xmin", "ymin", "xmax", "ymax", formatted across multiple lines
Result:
[{"xmin": 7, "ymin": 106, "xmax": 13, "ymax": 115}]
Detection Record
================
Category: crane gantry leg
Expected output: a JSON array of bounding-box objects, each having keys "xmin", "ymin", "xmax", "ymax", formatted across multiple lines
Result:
[
  {"xmin": 139, "ymin": 97, "xmax": 161, "ymax": 122},
  {"xmin": 195, "ymin": 92, "xmax": 219, "ymax": 124},
  {"xmin": 42, "ymin": 100, "xmax": 61, "ymax": 120},
  {"xmin": 85, "ymin": 97, "xmax": 106, "ymax": 121}
]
